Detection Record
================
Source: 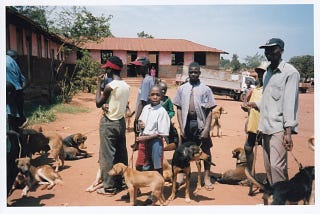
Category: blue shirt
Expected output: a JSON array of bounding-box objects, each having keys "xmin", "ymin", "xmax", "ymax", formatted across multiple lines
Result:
[{"xmin": 135, "ymin": 74, "xmax": 155, "ymax": 112}]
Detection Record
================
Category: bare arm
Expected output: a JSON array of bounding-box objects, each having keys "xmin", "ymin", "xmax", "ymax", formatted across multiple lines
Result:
[{"xmin": 96, "ymin": 75, "xmax": 112, "ymax": 108}]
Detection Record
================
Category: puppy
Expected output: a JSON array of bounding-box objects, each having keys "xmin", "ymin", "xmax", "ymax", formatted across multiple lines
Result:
[
  {"xmin": 85, "ymin": 168, "xmax": 103, "ymax": 192},
  {"xmin": 163, "ymin": 159, "xmax": 173, "ymax": 183},
  {"xmin": 125, "ymin": 101, "xmax": 135, "ymax": 131},
  {"xmin": 210, "ymin": 106, "xmax": 227, "ymax": 137},
  {"xmin": 63, "ymin": 145, "xmax": 91, "ymax": 160},
  {"xmin": 108, "ymin": 163, "xmax": 166, "ymax": 206},
  {"xmin": 63, "ymin": 133, "xmax": 88, "ymax": 150},
  {"xmin": 10, "ymin": 157, "xmax": 63, "ymax": 197},
  {"xmin": 217, "ymin": 147, "xmax": 248, "ymax": 185},
  {"xmin": 245, "ymin": 166, "xmax": 315, "ymax": 205},
  {"xmin": 168, "ymin": 141, "xmax": 213, "ymax": 203},
  {"xmin": 42, "ymin": 131, "xmax": 65, "ymax": 172}
]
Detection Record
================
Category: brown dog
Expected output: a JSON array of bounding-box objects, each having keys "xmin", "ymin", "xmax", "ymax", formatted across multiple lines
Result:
[
  {"xmin": 108, "ymin": 163, "xmax": 166, "ymax": 206},
  {"xmin": 10, "ymin": 157, "xmax": 63, "ymax": 197},
  {"xmin": 168, "ymin": 141, "xmax": 213, "ymax": 203},
  {"xmin": 42, "ymin": 131, "xmax": 65, "ymax": 172},
  {"xmin": 217, "ymin": 147, "xmax": 248, "ymax": 185},
  {"xmin": 125, "ymin": 101, "xmax": 135, "ymax": 131},
  {"xmin": 210, "ymin": 106, "xmax": 227, "ymax": 137}
]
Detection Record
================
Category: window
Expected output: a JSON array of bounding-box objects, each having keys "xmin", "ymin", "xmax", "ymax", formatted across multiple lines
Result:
[
  {"xmin": 16, "ymin": 28, "xmax": 23, "ymax": 55},
  {"xmin": 171, "ymin": 52, "xmax": 184, "ymax": 65},
  {"xmin": 37, "ymin": 34, "xmax": 42, "ymax": 58},
  {"xmin": 194, "ymin": 52, "xmax": 206, "ymax": 66},
  {"xmin": 101, "ymin": 50, "xmax": 113, "ymax": 64}
]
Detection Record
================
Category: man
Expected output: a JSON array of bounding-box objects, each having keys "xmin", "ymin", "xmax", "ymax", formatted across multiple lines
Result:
[
  {"xmin": 95, "ymin": 56, "xmax": 130, "ymax": 195},
  {"xmin": 247, "ymin": 38, "xmax": 300, "ymax": 185},
  {"xmin": 173, "ymin": 62, "xmax": 217, "ymax": 190}
]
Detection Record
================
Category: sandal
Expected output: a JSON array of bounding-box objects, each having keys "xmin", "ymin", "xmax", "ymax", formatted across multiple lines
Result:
[
  {"xmin": 204, "ymin": 183, "xmax": 214, "ymax": 191},
  {"xmin": 97, "ymin": 188, "xmax": 118, "ymax": 196}
]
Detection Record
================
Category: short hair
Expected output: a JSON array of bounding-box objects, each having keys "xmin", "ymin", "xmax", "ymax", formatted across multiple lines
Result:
[{"xmin": 189, "ymin": 62, "xmax": 200, "ymax": 69}]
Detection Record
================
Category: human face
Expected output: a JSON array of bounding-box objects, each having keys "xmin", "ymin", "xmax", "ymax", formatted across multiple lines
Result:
[
  {"xmin": 149, "ymin": 87, "xmax": 161, "ymax": 106},
  {"xmin": 264, "ymin": 46, "xmax": 283, "ymax": 66},
  {"xmin": 188, "ymin": 66, "xmax": 201, "ymax": 83}
]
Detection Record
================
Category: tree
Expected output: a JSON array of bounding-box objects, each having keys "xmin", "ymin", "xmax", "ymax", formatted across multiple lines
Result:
[
  {"xmin": 243, "ymin": 53, "xmax": 265, "ymax": 69},
  {"xmin": 137, "ymin": 31, "xmax": 154, "ymax": 38},
  {"xmin": 230, "ymin": 54, "xmax": 241, "ymax": 72},
  {"xmin": 289, "ymin": 55, "xmax": 314, "ymax": 80},
  {"xmin": 220, "ymin": 57, "xmax": 231, "ymax": 69}
]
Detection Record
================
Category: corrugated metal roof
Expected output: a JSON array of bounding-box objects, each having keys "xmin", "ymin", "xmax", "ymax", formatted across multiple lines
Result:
[{"xmin": 83, "ymin": 37, "xmax": 228, "ymax": 54}]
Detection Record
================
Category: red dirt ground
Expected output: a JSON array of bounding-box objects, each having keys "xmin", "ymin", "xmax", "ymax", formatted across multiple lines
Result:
[{"xmin": 5, "ymin": 79, "xmax": 315, "ymax": 212}]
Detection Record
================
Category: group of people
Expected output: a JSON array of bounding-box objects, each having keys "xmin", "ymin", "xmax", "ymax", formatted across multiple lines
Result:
[
  {"xmin": 6, "ymin": 37, "xmax": 300, "ymax": 204},
  {"xmin": 94, "ymin": 37, "xmax": 300, "ymax": 204}
]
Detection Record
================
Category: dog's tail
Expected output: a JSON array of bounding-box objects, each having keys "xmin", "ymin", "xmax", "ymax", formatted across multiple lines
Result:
[{"xmin": 244, "ymin": 167, "xmax": 265, "ymax": 191}]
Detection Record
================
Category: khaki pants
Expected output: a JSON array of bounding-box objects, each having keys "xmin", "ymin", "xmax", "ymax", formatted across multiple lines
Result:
[{"xmin": 262, "ymin": 131, "xmax": 288, "ymax": 185}]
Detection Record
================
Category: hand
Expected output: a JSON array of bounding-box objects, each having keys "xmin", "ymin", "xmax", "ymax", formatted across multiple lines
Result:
[
  {"xmin": 283, "ymin": 133, "xmax": 293, "ymax": 151},
  {"xmin": 97, "ymin": 74, "xmax": 105, "ymax": 84},
  {"xmin": 199, "ymin": 128, "xmax": 209, "ymax": 140},
  {"xmin": 180, "ymin": 129, "xmax": 186, "ymax": 140}
]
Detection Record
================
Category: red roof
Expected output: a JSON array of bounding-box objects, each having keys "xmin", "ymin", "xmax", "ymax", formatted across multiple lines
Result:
[{"xmin": 83, "ymin": 37, "xmax": 228, "ymax": 53}]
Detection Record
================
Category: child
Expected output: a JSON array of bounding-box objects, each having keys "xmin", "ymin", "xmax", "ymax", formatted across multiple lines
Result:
[
  {"xmin": 158, "ymin": 81, "xmax": 179, "ymax": 151},
  {"xmin": 135, "ymin": 85, "xmax": 170, "ymax": 175}
]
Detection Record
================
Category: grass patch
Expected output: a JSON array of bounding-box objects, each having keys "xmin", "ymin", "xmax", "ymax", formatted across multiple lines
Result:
[{"xmin": 25, "ymin": 102, "xmax": 90, "ymax": 125}]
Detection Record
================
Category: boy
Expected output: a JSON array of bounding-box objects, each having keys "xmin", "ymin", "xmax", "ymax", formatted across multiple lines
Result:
[
  {"xmin": 135, "ymin": 85, "xmax": 170, "ymax": 175},
  {"xmin": 158, "ymin": 81, "xmax": 179, "ymax": 151}
]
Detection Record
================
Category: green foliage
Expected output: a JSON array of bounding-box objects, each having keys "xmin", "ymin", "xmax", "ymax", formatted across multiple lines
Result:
[
  {"xmin": 289, "ymin": 55, "xmax": 314, "ymax": 79},
  {"xmin": 220, "ymin": 57, "xmax": 231, "ymax": 69},
  {"xmin": 25, "ymin": 102, "xmax": 89, "ymax": 125},
  {"xmin": 137, "ymin": 31, "xmax": 154, "ymax": 38},
  {"xmin": 243, "ymin": 53, "xmax": 266, "ymax": 69},
  {"xmin": 230, "ymin": 54, "xmax": 241, "ymax": 72}
]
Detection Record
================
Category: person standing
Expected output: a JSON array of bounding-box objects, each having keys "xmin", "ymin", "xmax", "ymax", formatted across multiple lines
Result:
[
  {"xmin": 247, "ymin": 38, "xmax": 300, "ymax": 185},
  {"xmin": 96, "ymin": 56, "xmax": 130, "ymax": 195},
  {"xmin": 173, "ymin": 62, "xmax": 217, "ymax": 190}
]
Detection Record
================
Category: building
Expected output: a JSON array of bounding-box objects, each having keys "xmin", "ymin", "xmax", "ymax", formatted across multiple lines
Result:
[{"xmin": 84, "ymin": 37, "xmax": 228, "ymax": 78}]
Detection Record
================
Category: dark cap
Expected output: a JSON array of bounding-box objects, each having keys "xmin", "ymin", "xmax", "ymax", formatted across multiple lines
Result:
[
  {"xmin": 259, "ymin": 38, "xmax": 284, "ymax": 49},
  {"xmin": 101, "ymin": 56, "xmax": 123, "ymax": 71},
  {"xmin": 130, "ymin": 56, "xmax": 150, "ymax": 66}
]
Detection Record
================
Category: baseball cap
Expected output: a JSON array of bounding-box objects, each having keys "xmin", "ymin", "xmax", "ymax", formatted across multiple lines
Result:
[
  {"xmin": 101, "ymin": 56, "xmax": 123, "ymax": 70},
  {"xmin": 259, "ymin": 38, "xmax": 284, "ymax": 49},
  {"xmin": 130, "ymin": 56, "xmax": 150, "ymax": 66},
  {"xmin": 255, "ymin": 61, "xmax": 270, "ymax": 73}
]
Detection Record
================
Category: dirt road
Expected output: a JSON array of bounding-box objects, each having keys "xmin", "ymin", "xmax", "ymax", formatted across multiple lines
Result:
[{"xmin": 6, "ymin": 79, "xmax": 314, "ymax": 209}]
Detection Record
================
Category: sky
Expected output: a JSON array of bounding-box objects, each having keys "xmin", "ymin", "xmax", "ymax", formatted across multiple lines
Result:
[{"xmin": 83, "ymin": 3, "xmax": 315, "ymax": 63}]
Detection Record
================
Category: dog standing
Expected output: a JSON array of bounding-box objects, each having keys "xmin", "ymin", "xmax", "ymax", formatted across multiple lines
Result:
[
  {"xmin": 217, "ymin": 147, "xmax": 248, "ymax": 185},
  {"xmin": 168, "ymin": 141, "xmax": 213, "ymax": 203},
  {"xmin": 245, "ymin": 166, "xmax": 314, "ymax": 205},
  {"xmin": 108, "ymin": 163, "xmax": 166, "ymax": 206},
  {"xmin": 10, "ymin": 157, "xmax": 63, "ymax": 197},
  {"xmin": 210, "ymin": 106, "xmax": 227, "ymax": 137}
]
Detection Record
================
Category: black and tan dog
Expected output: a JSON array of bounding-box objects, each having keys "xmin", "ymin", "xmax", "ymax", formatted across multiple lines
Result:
[
  {"xmin": 210, "ymin": 106, "xmax": 227, "ymax": 137},
  {"xmin": 168, "ymin": 141, "xmax": 214, "ymax": 203},
  {"xmin": 108, "ymin": 163, "xmax": 166, "ymax": 206},
  {"xmin": 245, "ymin": 166, "xmax": 315, "ymax": 205},
  {"xmin": 9, "ymin": 157, "xmax": 63, "ymax": 197},
  {"xmin": 62, "ymin": 133, "xmax": 91, "ymax": 160},
  {"xmin": 217, "ymin": 147, "xmax": 248, "ymax": 185}
]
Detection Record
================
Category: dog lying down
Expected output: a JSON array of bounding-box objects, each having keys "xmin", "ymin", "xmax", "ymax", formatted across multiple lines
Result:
[
  {"xmin": 9, "ymin": 157, "xmax": 63, "ymax": 197},
  {"xmin": 217, "ymin": 147, "xmax": 248, "ymax": 185},
  {"xmin": 108, "ymin": 163, "xmax": 166, "ymax": 206},
  {"xmin": 245, "ymin": 166, "xmax": 314, "ymax": 205}
]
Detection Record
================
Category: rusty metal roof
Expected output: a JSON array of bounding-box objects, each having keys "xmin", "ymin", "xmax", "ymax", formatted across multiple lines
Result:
[{"xmin": 83, "ymin": 37, "xmax": 228, "ymax": 54}]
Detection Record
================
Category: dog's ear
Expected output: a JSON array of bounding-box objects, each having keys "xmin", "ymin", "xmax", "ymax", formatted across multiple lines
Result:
[{"xmin": 15, "ymin": 158, "xmax": 20, "ymax": 164}]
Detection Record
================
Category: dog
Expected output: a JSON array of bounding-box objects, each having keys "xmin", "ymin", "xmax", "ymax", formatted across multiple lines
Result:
[
  {"xmin": 210, "ymin": 106, "xmax": 227, "ymax": 137},
  {"xmin": 15, "ymin": 127, "xmax": 64, "ymax": 172},
  {"xmin": 245, "ymin": 166, "xmax": 315, "ymax": 205},
  {"xmin": 125, "ymin": 101, "xmax": 135, "ymax": 131},
  {"xmin": 168, "ymin": 141, "xmax": 214, "ymax": 203},
  {"xmin": 85, "ymin": 168, "xmax": 103, "ymax": 193},
  {"xmin": 62, "ymin": 133, "xmax": 91, "ymax": 160},
  {"xmin": 9, "ymin": 157, "xmax": 63, "ymax": 197},
  {"xmin": 217, "ymin": 147, "xmax": 248, "ymax": 185},
  {"xmin": 62, "ymin": 133, "xmax": 88, "ymax": 150},
  {"xmin": 108, "ymin": 163, "xmax": 166, "ymax": 206}
]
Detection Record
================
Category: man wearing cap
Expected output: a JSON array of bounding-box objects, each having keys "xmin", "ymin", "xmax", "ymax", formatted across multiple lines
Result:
[
  {"xmin": 247, "ymin": 38, "xmax": 300, "ymax": 185},
  {"xmin": 96, "ymin": 56, "xmax": 130, "ymax": 195}
]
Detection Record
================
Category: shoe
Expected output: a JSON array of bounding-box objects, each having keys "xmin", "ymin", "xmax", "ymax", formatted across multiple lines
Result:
[
  {"xmin": 97, "ymin": 187, "xmax": 119, "ymax": 196},
  {"xmin": 204, "ymin": 183, "xmax": 214, "ymax": 191}
]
